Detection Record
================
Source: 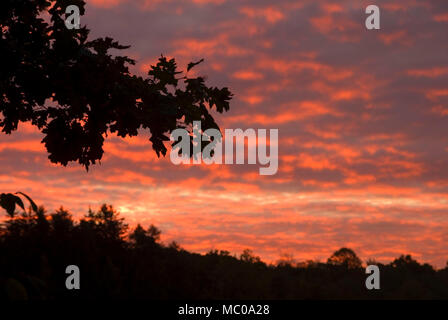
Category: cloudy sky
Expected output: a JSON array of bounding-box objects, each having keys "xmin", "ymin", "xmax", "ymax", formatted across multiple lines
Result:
[{"xmin": 2, "ymin": 0, "xmax": 448, "ymax": 267}]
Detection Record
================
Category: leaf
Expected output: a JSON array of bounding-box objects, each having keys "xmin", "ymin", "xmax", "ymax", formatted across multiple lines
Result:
[
  {"xmin": 14, "ymin": 196, "xmax": 25, "ymax": 211},
  {"xmin": 187, "ymin": 59, "xmax": 204, "ymax": 72},
  {"xmin": 16, "ymin": 192, "xmax": 38, "ymax": 213},
  {"xmin": 0, "ymin": 193, "xmax": 20, "ymax": 217}
]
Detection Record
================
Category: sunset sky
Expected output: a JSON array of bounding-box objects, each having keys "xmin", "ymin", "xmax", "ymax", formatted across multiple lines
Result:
[{"xmin": 2, "ymin": 0, "xmax": 448, "ymax": 267}]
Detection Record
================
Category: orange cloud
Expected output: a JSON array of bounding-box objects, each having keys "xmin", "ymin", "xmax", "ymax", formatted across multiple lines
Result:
[
  {"xmin": 232, "ymin": 70, "xmax": 264, "ymax": 80},
  {"xmin": 378, "ymin": 30, "xmax": 413, "ymax": 46},
  {"xmin": 431, "ymin": 105, "xmax": 448, "ymax": 116},
  {"xmin": 407, "ymin": 67, "xmax": 448, "ymax": 78},
  {"xmin": 240, "ymin": 6, "xmax": 285, "ymax": 24},
  {"xmin": 426, "ymin": 89, "xmax": 448, "ymax": 101},
  {"xmin": 172, "ymin": 35, "xmax": 250, "ymax": 57},
  {"xmin": 89, "ymin": 0, "xmax": 123, "ymax": 8},
  {"xmin": 434, "ymin": 13, "xmax": 448, "ymax": 22},
  {"xmin": 310, "ymin": 14, "xmax": 360, "ymax": 43},
  {"xmin": 240, "ymin": 95, "xmax": 264, "ymax": 105}
]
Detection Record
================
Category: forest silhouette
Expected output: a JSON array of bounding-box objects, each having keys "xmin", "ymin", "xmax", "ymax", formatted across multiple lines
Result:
[{"xmin": 1, "ymin": 203, "xmax": 448, "ymax": 300}]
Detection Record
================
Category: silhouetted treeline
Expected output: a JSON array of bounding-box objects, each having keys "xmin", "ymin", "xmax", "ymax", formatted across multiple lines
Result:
[{"xmin": 1, "ymin": 204, "xmax": 448, "ymax": 300}]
